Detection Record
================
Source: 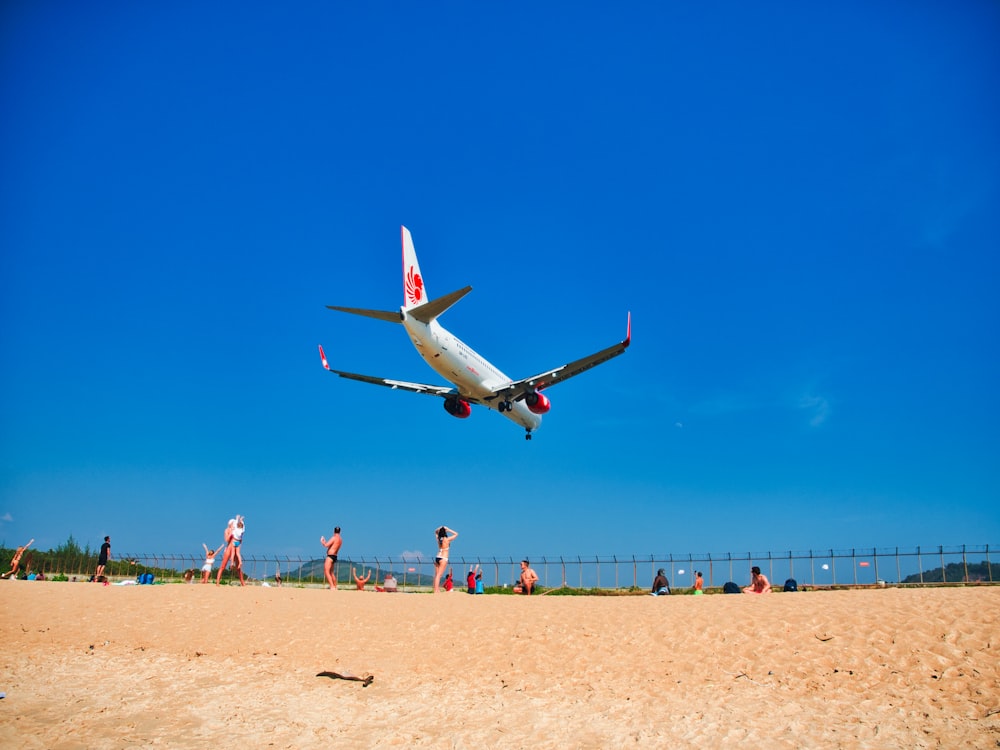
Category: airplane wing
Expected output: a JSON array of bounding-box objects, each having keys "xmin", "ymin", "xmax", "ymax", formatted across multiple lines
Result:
[
  {"xmin": 489, "ymin": 313, "xmax": 631, "ymax": 402},
  {"xmin": 318, "ymin": 345, "xmax": 456, "ymax": 398}
]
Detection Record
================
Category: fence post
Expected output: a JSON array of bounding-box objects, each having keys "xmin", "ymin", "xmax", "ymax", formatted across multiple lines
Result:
[
  {"xmin": 873, "ymin": 547, "xmax": 879, "ymax": 584},
  {"xmin": 939, "ymin": 546, "xmax": 946, "ymax": 584},
  {"xmin": 988, "ymin": 545, "xmax": 993, "ymax": 583},
  {"xmin": 962, "ymin": 544, "xmax": 968, "ymax": 583},
  {"xmin": 632, "ymin": 556, "xmax": 637, "ymax": 590},
  {"xmin": 895, "ymin": 547, "xmax": 901, "ymax": 585},
  {"xmin": 831, "ymin": 549, "xmax": 836, "ymax": 586}
]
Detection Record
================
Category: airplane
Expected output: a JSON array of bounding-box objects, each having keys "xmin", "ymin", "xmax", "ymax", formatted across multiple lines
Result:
[{"xmin": 318, "ymin": 226, "xmax": 630, "ymax": 440}]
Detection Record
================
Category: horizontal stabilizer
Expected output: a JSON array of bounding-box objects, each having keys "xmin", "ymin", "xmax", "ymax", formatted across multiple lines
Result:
[
  {"xmin": 406, "ymin": 285, "xmax": 472, "ymax": 324},
  {"xmin": 326, "ymin": 305, "xmax": 402, "ymax": 323}
]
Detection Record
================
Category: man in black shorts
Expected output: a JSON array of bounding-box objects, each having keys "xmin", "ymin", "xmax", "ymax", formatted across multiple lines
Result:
[
  {"xmin": 320, "ymin": 527, "xmax": 342, "ymax": 590},
  {"xmin": 96, "ymin": 536, "xmax": 111, "ymax": 580}
]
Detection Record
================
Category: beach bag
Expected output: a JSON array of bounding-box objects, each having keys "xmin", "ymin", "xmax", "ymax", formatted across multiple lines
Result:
[
  {"xmin": 722, "ymin": 581, "xmax": 741, "ymax": 594},
  {"xmin": 783, "ymin": 578, "xmax": 798, "ymax": 592}
]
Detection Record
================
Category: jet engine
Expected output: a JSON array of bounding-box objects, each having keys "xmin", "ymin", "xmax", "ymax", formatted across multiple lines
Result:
[
  {"xmin": 443, "ymin": 397, "xmax": 472, "ymax": 419},
  {"xmin": 524, "ymin": 390, "xmax": 551, "ymax": 415}
]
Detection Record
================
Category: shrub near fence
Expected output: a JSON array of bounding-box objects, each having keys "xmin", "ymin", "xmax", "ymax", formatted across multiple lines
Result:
[{"xmin": 2, "ymin": 544, "xmax": 995, "ymax": 589}]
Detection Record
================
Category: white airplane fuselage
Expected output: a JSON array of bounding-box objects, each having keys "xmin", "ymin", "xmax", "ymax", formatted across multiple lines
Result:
[{"xmin": 403, "ymin": 314, "xmax": 542, "ymax": 431}]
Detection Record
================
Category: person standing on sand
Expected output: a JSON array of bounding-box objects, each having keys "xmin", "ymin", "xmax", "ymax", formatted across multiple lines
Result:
[
  {"xmin": 433, "ymin": 526, "xmax": 457, "ymax": 593},
  {"xmin": 320, "ymin": 527, "xmax": 342, "ymax": 590},
  {"xmin": 201, "ymin": 543, "xmax": 224, "ymax": 584},
  {"xmin": 95, "ymin": 536, "xmax": 111, "ymax": 580},
  {"xmin": 744, "ymin": 566, "xmax": 772, "ymax": 594},
  {"xmin": 694, "ymin": 571, "xmax": 704, "ymax": 594}
]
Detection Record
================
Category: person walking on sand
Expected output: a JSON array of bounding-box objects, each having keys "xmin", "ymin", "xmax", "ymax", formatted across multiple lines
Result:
[
  {"xmin": 744, "ymin": 566, "xmax": 772, "ymax": 594},
  {"xmin": 320, "ymin": 527, "xmax": 342, "ymax": 590},
  {"xmin": 3, "ymin": 538, "xmax": 33, "ymax": 579},
  {"xmin": 352, "ymin": 566, "xmax": 371, "ymax": 591},
  {"xmin": 201, "ymin": 542, "xmax": 224, "ymax": 584},
  {"xmin": 433, "ymin": 526, "xmax": 458, "ymax": 593},
  {"xmin": 694, "ymin": 570, "xmax": 704, "ymax": 594},
  {"xmin": 95, "ymin": 536, "xmax": 111, "ymax": 580}
]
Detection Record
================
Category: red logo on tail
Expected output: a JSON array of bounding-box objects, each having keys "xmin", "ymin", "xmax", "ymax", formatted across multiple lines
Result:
[{"xmin": 405, "ymin": 265, "xmax": 424, "ymax": 305}]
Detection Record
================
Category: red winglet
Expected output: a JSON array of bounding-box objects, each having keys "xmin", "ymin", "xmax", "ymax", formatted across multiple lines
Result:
[{"xmin": 318, "ymin": 345, "xmax": 331, "ymax": 371}]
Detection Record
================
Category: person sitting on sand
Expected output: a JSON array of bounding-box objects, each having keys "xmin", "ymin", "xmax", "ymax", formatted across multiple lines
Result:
[
  {"xmin": 467, "ymin": 565, "xmax": 478, "ymax": 594},
  {"xmin": 3, "ymin": 538, "xmax": 33, "ymax": 579},
  {"xmin": 475, "ymin": 568, "xmax": 484, "ymax": 595},
  {"xmin": 201, "ymin": 543, "xmax": 224, "ymax": 584},
  {"xmin": 377, "ymin": 572, "xmax": 397, "ymax": 592},
  {"xmin": 519, "ymin": 560, "xmax": 539, "ymax": 595},
  {"xmin": 651, "ymin": 568, "xmax": 670, "ymax": 596},
  {"xmin": 352, "ymin": 566, "xmax": 372, "ymax": 591},
  {"xmin": 744, "ymin": 566, "xmax": 772, "ymax": 594}
]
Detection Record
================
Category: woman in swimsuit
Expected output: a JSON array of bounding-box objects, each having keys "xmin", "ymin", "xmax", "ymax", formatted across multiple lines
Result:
[
  {"xmin": 201, "ymin": 542, "xmax": 224, "ymax": 584},
  {"xmin": 432, "ymin": 526, "xmax": 458, "ymax": 593}
]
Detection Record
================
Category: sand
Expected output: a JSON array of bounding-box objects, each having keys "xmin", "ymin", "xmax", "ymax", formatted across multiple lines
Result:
[{"xmin": 1, "ymin": 583, "xmax": 998, "ymax": 749}]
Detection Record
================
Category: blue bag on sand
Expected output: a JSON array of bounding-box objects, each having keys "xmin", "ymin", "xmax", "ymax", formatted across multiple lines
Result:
[
  {"xmin": 722, "ymin": 581, "xmax": 741, "ymax": 594},
  {"xmin": 783, "ymin": 578, "xmax": 798, "ymax": 592}
]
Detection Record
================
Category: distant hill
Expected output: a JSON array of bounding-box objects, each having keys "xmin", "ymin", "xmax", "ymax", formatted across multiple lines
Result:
[
  {"xmin": 283, "ymin": 558, "xmax": 435, "ymax": 586},
  {"xmin": 902, "ymin": 560, "xmax": 999, "ymax": 584}
]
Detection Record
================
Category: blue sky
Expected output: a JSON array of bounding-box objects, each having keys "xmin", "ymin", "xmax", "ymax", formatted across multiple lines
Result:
[{"xmin": 2, "ymin": 2, "xmax": 998, "ymax": 563}]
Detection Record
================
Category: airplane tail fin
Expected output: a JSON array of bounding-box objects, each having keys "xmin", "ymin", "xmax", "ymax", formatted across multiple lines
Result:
[{"xmin": 401, "ymin": 226, "xmax": 427, "ymax": 310}]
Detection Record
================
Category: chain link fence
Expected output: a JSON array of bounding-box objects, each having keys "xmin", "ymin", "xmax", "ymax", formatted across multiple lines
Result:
[{"xmin": 4, "ymin": 544, "xmax": 996, "ymax": 590}]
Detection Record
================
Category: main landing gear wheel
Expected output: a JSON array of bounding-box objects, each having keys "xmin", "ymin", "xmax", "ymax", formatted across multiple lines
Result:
[
  {"xmin": 499, "ymin": 400, "xmax": 513, "ymax": 413},
  {"xmin": 525, "ymin": 430, "xmax": 532, "ymax": 441}
]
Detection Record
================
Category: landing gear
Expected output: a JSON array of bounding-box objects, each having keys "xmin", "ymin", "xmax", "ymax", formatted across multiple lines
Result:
[
  {"xmin": 525, "ymin": 429, "xmax": 532, "ymax": 441},
  {"xmin": 498, "ymin": 399, "xmax": 513, "ymax": 413}
]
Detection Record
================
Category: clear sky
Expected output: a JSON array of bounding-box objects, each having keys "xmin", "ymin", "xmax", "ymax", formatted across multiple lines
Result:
[{"xmin": 2, "ymin": 2, "xmax": 998, "ymax": 563}]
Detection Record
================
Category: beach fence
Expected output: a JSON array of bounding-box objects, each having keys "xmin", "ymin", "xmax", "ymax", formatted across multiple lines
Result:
[{"xmin": 5, "ymin": 544, "xmax": 996, "ymax": 590}]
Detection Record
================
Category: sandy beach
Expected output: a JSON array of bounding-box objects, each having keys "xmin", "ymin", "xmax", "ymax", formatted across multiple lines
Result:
[{"xmin": 1, "ymin": 583, "xmax": 997, "ymax": 749}]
